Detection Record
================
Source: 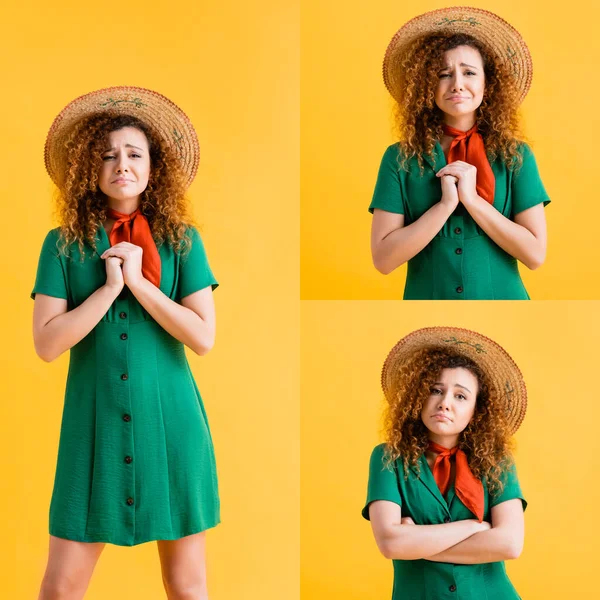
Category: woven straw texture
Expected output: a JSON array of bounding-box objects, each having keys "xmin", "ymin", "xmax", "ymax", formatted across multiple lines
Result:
[
  {"xmin": 381, "ymin": 326, "xmax": 527, "ymax": 434},
  {"xmin": 45, "ymin": 85, "xmax": 199, "ymax": 189},
  {"xmin": 383, "ymin": 6, "xmax": 532, "ymax": 104}
]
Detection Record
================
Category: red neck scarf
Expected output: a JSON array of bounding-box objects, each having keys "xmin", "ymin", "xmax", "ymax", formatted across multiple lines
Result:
[
  {"xmin": 106, "ymin": 207, "xmax": 161, "ymax": 288},
  {"xmin": 442, "ymin": 123, "xmax": 495, "ymax": 205},
  {"xmin": 428, "ymin": 441, "xmax": 484, "ymax": 522}
]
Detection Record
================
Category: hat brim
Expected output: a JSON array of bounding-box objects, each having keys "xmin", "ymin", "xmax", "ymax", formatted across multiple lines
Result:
[
  {"xmin": 381, "ymin": 326, "xmax": 527, "ymax": 434},
  {"xmin": 383, "ymin": 6, "xmax": 532, "ymax": 105},
  {"xmin": 44, "ymin": 85, "xmax": 199, "ymax": 189}
]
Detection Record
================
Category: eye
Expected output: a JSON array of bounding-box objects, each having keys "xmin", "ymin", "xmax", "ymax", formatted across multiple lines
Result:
[
  {"xmin": 465, "ymin": 71, "xmax": 477, "ymax": 76},
  {"xmin": 438, "ymin": 73, "xmax": 451, "ymax": 79},
  {"xmin": 456, "ymin": 393, "xmax": 466, "ymax": 401},
  {"xmin": 431, "ymin": 387, "xmax": 443, "ymax": 395},
  {"xmin": 131, "ymin": 153, "xmax": 141, "ymax": 158},
  {"xmin": 102, "ymin": 155, "xmax": 115, "ymax": 161}
]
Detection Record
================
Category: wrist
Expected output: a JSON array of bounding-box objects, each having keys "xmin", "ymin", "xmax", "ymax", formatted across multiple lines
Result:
[
  {"xmin": 459, "ymin": 190, "xmax": 480, "ymax": 207},
  {"xmin": 104, "ymin": 283, "xmax": 123, "ymax": 295},
  {"xmin": 127, "ymin": 277, "xmax": 147, "ymax": 294}
]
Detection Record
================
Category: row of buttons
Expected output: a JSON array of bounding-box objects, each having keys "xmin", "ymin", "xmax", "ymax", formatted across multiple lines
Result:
[
  {"xmin": 454, "ymin": 227, "xmax": 463, "ymax": 295},
  {"xmin": 121, "ymin": 325, "xmax": 133, "ymax": 508},
  {"xmin": 443, "ymin": 514, "xmax": 457, "ymax": 592}
]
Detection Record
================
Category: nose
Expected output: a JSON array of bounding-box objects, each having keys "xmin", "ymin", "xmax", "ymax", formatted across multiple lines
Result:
[
  {"xmin": 451, "ymin": 73, "xmax": 464, "ymax": 92},
  {"xmin": 437, "ymin": 390, "xmax": 452, "ymax": 410},
  {"xmin": 115, "ymin": 155, "xmax": 129, "ymax": 174}
]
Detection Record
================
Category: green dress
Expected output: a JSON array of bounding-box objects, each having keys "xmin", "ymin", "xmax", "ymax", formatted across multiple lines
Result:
[
  {"xmin": 30, "ymin": 224, "xmax": 220, "ymax": 546},
  {"xmin": 368, "ymin": 142, "xmax": 551, "ymax": 299},
  {"xmin": 363, "ymin": 444, "xmax": 527, "ymax": 600}
]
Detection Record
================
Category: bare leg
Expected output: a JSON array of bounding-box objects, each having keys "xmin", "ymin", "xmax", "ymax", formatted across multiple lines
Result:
[
  {"xmin": 157, "ymin": 532, "xmax": 208, "ymax": 600},
  {"xmin": 37, "ymin": 535, "xmax": 105, "ymax": 600}
]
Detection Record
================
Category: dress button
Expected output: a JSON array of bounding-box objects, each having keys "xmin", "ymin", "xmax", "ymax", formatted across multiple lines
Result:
[
  {"xmin": 119, "ymin": 311, "xmax": 127, "ymax": 319},
  {"xmin": 449, "ymin": 584, "xmax": 457, "ymax": 592},
  {"xmin": 120, "ymin": 333, "xmax": 128, "ymax": 340},
  {"xmin": 123, "ymin": 414, "xmax": 131, "ymax": 422},
  {"xmin": 124, "ymin": 455, "xmax": 133, "ymax": 464},
  {"xmin": 126, "ymin": 497, "xmax": 134, "ymax": 506},
  {"xmin": 121, "ymin": 373, "xmax": 128, "ymax": 381},
  {"xmin": 454, "ymin": 227, "xmax": 462, "ymax": 235},
  {"xmin": 455, "ymin": 248, "xmax": 462, "ymax": 255},
  {"xmin": 444, "ymin": 516, "xmax": 451, "ymax": 523},
  {"xmin": 456, "ymin": 286, "xmax": 463, "ymax": 294}
]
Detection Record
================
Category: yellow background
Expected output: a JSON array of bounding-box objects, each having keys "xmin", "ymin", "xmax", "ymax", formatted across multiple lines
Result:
[
  {"xmin": 301, "ymin": 300, "xmax": 599, "ymax": 599},
  {"xmin": 301, "ymin": 0, "xmax": 596, "ymax": 299},
  {"xmin": 1, "ymin": 1, "xmax": 299, "ymax": 598}
]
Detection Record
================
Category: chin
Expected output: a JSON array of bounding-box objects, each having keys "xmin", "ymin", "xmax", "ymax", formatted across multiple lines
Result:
[{"xmin": 443, "ymin": 106, "xmax": 474, "ymax": 119}]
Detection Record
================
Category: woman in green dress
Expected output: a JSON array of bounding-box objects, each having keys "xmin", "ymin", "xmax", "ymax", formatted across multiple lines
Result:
[
  {"xmin": 32, "ymin": 86, "xmax": 219, "ymax": 599},
  {"xmin": 363, "ymin": 327, "xmax": 528, "ymax": 599},
  {"xmin": 370, "ymin": 7, "xmax": 551, "ymax": 299}
]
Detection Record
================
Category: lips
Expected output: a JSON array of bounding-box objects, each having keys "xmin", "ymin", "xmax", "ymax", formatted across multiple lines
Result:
[{"xmin": 432, "ymin": 413, "xmax": 451, "ymax": 422}]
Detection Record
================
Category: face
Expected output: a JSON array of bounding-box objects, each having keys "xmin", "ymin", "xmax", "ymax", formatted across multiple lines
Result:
[
  {"xmin": 420, "ymin": 367, "xmax": 479, "ymax": 445},
  {"xmin": 98, "ymin": 126, "xmax": 151, "ymax": 205},
  {"xmin": 434, "ymin": 45, "xmax": 485, "ymax": 122}
]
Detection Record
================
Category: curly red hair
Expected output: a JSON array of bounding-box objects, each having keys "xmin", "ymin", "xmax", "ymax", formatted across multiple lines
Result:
[
  {"xmin": 382, "ymin": 347, "xmax": 515, "ymax": 493},
  {"xmin": 51, "ymin": 111, "xmax": 199, "ymax": 260},
  {"xmin": 391, "ymin": 32, "xmax": 525, "ymax": 174}
]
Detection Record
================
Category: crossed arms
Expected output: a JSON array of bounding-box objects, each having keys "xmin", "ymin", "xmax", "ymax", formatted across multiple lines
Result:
[{"xmin": 368, "ymin": 498, "xmax": 524, "ymax": 564}]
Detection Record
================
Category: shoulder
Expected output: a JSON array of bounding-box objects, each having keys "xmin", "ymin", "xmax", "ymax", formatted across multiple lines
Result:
[
  {"xmin": 482, "ymin": 456, "xmax": 520, "ymax": 490},
  {"xmin": 40, "ymin": 226, "xmax": 65, "ymax": 253},
  {"xmin": 380, "ymin": 143, "xmax": 403, "ymax": 164},
  {"xmin": 179, "ymin": 223, "xmax": 204, "ymax": 249},
  {"xmin": 368, "ymin": 443, "xmax": 405, "ymax": 475},
  {"xmin": 515, "ymin": 140, "xmax": 534, "ymax": 158}
]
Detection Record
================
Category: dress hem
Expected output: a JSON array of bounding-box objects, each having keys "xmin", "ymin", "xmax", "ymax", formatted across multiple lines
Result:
[{"xmin": 49, "ymin": 519, "xmax": 221, "ymax": 547}]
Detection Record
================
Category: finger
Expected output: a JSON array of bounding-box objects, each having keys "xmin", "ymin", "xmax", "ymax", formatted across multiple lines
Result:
[
  {"xmin": 437, "ymin": 167, "xmax": 462, "ymax": 178},
  {"xmin": 101, "ymin": 249, "xmax": 126, "ymax": 259}
]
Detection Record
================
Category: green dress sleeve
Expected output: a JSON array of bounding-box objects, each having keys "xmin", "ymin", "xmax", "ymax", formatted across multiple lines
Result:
[
  {"xmin": 362, "ymin": 443, "xmax": 402, "ymax": 520},
  {"xmin": 511, "ymin": 142, "xmax": 551, "ymax": 216},
  {"xmin": 30, "ymin": 228, "xmax": 68, "ymax": 300},
  {"xmin": 368, "ymin": 144, "xmax": 405, "ymax": 215},
  {"xmin": 489, "ymin": 460, "xmax": 527, "ymax": 512},
  {"xmin": 178, "ymin": 225, "xmax": 219, "ymax": 299}
]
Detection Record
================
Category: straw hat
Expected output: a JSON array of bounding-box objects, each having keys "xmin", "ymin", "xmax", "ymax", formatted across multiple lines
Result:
[
  {"xmin": 383, "ymin": 6, "xmax": 532, "ymax": 105},
  {"xmin": 44, "ymin": 85, "xmax": 200, "ymax": 189},
  {"xmin": 381, "ymin": 326, "xmax": 527, "ymax": 434}
]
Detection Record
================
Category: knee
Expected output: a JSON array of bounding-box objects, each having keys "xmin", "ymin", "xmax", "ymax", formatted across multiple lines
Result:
[
  {"xmin": 162, "ymin": 571, "xmax": 208, "ymax": 600},
  {"xmin": 39, "ymin": 573, "xmax": 86, "ymax": 600}
]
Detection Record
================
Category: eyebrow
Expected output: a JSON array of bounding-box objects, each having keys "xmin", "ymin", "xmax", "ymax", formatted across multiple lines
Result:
[
  {"xmin": 103, "ymin": 144, "xmax": 145, "ymax": 152},
  {"xmin": 439, "ymin": 63, "xmax": 479, "ymax": 71},
  {"xmin": 433, "ymin": 382, "xmax": 472, "ymax": 393}
]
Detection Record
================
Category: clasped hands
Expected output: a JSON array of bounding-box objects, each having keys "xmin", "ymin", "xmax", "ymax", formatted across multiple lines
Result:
[
  {"xmin": 100, "ymin": 242, "xmax": 145, "ymax": 288},
  {"xmin": 436, "ymin": 160, "xmax": 480, "ymax": 209}
]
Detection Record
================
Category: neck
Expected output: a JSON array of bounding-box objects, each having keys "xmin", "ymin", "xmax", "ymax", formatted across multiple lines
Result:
[
  {"xmin": 443, "ymin": 113, "xmax": 476, "ymax": 132},
  {"xmin": 428, "ymin": 433, "xmax": 459, "ymax": 450},
  {"xmin": 106, "ymin": 196, "xmax": 141, "ymax": 215}
]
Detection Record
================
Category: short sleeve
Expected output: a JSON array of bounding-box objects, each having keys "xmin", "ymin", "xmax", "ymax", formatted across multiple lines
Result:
[
  {"xmin": 30, "ymin": 228, "xmax": 68, "ymax": 300},
  {"xmin": 361, "ymin": 443, "xmax": 402, "ymax": 520},
  {"xmin": 511, "ymin": 143, "xmax": 551, "ymax": 216},
  {"xmin": 489, "ymin": 460, "xmax": 527, "ymax": 512},
  {"xmin": 368, "ymin": 144, "xmax": 405, "ymax": 215},
  {"xmin": 178, "ymin": 225, "xmax": 219, "ymax": 299}
]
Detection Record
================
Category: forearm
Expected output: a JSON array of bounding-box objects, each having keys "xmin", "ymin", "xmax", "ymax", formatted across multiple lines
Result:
[
  {"xmin": 128, "ymin": 278, "xmax": 214, "ymax": 355},
  {"xmin": 36, "ymin": 284, "xmax": 121, "ymax": 362},
  {"xmin": 461, "ymin": 195, "xmax": 545, "ymax": 269},
  {"xmin": 373, "ymin": 202, "xmax": 454, "ymax": 273},
  {"xmin": 377, "ymin": 521, "xmax": 481, "ymax": 560},
  {"xmin": 426, "ymin": 526, "xmax": 521, "ymax": 564}
]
